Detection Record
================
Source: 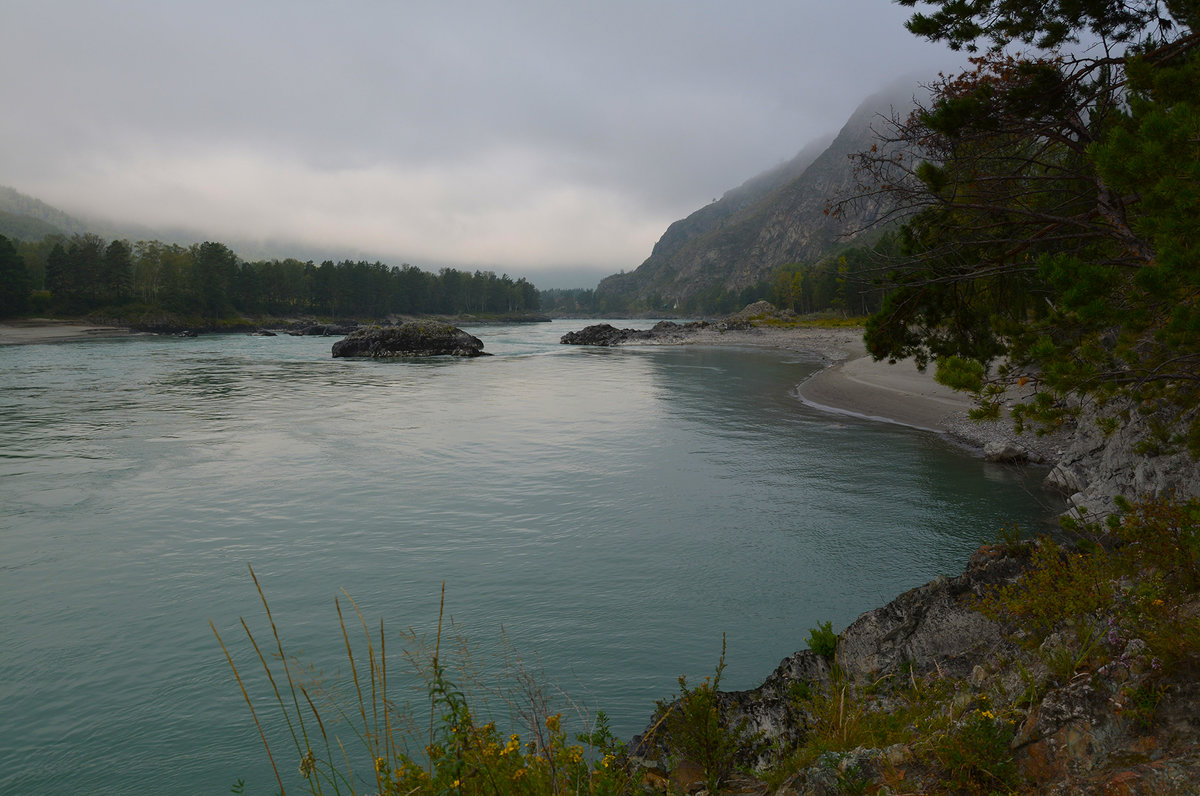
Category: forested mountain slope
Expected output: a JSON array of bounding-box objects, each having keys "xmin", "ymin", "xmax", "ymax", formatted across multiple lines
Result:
[{"xmin": 0, "ymin": 185, "xmax": 89, "ymax": 240}]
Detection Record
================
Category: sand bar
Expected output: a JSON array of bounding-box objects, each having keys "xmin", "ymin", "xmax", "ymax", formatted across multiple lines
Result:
[{"xmin": 0, "ymin": 319, "xmax": 142, "ymax": 346}]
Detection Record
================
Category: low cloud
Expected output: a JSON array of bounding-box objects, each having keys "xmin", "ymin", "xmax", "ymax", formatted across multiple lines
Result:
[
  {"xmin": 37, "ymin": 144, "xmax": 671, "ymax": 273},
  {"xmin": 0, "ymin": 0, "xmax": 960, "ymax": 285}
]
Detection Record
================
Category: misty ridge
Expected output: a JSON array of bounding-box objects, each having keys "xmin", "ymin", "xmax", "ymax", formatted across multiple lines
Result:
[{"xmin": 0, "ymin": 77, "xmax": 925, "ymax": 325}]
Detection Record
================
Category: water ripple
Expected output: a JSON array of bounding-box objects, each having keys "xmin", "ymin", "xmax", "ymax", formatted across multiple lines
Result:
[{"xmin": 0, "ymin": 324, "xmax": 1057, "ymax": 795}]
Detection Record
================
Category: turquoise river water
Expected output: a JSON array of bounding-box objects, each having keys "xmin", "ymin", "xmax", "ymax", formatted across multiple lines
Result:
[{"xmin": 0, "ymin": 320, "xmax": 1058, "ymax": 794}]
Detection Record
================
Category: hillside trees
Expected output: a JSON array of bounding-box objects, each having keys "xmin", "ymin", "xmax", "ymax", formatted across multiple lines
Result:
[
  {"xmin": 769, "ymin": 244, "xmax": 889, "ymax": 317},
  {"xmin": 0, "ymin": 234, "xmax": 31, "ymax": 318},
  {"xmin": 10, "ymin": 232, "xmax": 542, "ymax": 320},
  {"xmin": 860, "ymin": 1, "xmax": 1199, "ymax": 449}
]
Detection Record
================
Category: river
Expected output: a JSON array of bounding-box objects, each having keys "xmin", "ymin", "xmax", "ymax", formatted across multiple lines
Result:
[{"xmin": 0, "ymin": 320, "xmax": 1056, "ymax": 794}]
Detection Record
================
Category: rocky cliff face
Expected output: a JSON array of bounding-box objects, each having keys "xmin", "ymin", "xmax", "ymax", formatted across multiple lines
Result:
[
  {"xmin": 634, "ymin": 537, "xmax": 1200, "ymax": 794},
  {"xmin": 1044, "ymin": 403, "xmax": 1200, "ymax": 520},
  {"xmin": 597, "ymin": 82, "xmax": 919, "ymax": 306}
]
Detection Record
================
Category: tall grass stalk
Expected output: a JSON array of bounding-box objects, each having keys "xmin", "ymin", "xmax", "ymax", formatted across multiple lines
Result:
[{"xmin": 213, "ymin": 566, "xmax": 635, "ymax": 795}]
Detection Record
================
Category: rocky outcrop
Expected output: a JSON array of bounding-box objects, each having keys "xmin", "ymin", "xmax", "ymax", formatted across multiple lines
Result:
[
  {"xmin": 331, "ymin": 322, "xmax": 489, "ymax": 358},
  {"xmin": 634, "ymin": 540, "xmax": 1200, "ymax": 793},
  {"xmin": 985, "ymin": 440, "xmax": 1030, "ymax": 463},
  {"xmin": 1042, "ymin": 402, "xmax": 1200, "ymax": 519},
  {"xmin": 723, "ymin": 300, "xmax": 796, "ymax": 326},
  {"xmin": 559, "ymin": 320, "xmax": 713, "ymax": 346}
]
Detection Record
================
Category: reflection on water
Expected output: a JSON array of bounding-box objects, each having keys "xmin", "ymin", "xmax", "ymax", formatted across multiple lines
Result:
[{"xmin": 0, "ymin": 323, "xmax": 1057, "ymax": 795}]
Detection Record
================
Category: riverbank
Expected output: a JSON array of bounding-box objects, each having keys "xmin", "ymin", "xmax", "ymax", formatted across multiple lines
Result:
[
  {"xmin": 665, "ymin": 322, "xmax": 1197, "ymax": 519},
  {"xmin": 564, "ymin": 323, "xmax": 971, "ymax": 430},
  {"xmin": 2, "ymin": 317, "xmax": 1055, "ymax": 462},
  {"xmin": 0, "ymin": 319, "xmax": 146, "ymax": 345},
  {"xmin": 617, "ymin": 322, "xmax": 1069, "ymax": 465}
]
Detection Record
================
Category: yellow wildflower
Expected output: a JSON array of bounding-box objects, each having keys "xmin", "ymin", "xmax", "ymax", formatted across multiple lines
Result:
[{"xmin": 298, "ymin": 750, "xmax": 316, "ymax": 778}]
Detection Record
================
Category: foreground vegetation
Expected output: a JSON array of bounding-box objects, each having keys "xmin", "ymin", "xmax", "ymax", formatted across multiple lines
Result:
[
  {"xmin": 770, "ymin": 496, "xmax": 1200, "ymax": 794},
  {"xmin": 214, "ymin": 578, "xmax": 637, "ymax": 796},
  {"xmin": 218, "ymin": 495, "xmax": 1200, "ymax": 794}
]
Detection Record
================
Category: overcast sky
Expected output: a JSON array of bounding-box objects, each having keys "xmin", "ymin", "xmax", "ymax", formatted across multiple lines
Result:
[{"xmin": 1, "ymin": 1, "xmax": 959, "ymax": 287}]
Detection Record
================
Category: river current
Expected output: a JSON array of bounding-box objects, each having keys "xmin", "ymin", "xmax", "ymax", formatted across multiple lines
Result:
[{"xmin": 0, "ymin": 320, "xmax": 1056, "ymax": 794}]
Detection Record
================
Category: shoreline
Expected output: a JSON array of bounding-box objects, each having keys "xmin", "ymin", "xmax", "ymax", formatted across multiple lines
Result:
[
  {"xmin": 1, "ymin": 318, "xmax": 1053, "ymax": 460},
  {"xmin": 0, "ymin": 319, "xmax": 145, "ymax": 346},
  {"xmin": 646, "ymin": 324, "xmax": 1066, "ymax": 463},
  {"xmin": 629, "ymin": 325, "xmax": 978, "ymax": 433}
]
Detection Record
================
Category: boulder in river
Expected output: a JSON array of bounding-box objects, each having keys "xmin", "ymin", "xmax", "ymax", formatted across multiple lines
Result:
[{"xmin": 331, "ymin": 322, "xmax": 489, "ymax": 358}]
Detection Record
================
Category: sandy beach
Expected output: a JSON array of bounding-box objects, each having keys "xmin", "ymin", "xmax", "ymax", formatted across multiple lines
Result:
[
  {"xmin": 661, "ymin": 324, "xmax": 976, "ymax": 434},
  {"xmin": 664, "ymin": 324, "xmax": 1066, "ymax": 460},
  {"xmin": 0, "ymin": 319, "xmax": 143, "ymax": 346}
]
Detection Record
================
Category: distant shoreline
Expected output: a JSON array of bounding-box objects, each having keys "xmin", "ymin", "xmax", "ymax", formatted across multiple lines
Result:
[
  {"xmin": 1, "ymin": 317, "xmax": 1034, "ymax": 457},
  {"xmin": 0, "ymin": 319, "xmax": 146, "ymax": 346}
]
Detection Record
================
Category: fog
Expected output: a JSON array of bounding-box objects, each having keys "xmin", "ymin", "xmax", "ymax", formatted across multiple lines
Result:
[{"xmin": 0, "ymin": 0, "xmax": 960, "ymax": 287}]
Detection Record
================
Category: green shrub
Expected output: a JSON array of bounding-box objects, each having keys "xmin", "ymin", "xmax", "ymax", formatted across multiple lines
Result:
[
  {"xmin": 650, "ymin": 635, "xmax": 764, "ymax": 793},
  {"xmin": 932, "ymin": 709, "xmax": 1020, "ymax": 794},
  {"xmin": 806, "ymin": 620, "xmax": 838, "ymax": 662},
  {"xmin": 976, "ymin": 497, "xmax": 1200, "ymax": 678}
]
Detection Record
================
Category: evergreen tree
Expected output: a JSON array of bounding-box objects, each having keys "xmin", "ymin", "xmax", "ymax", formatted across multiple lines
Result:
[
  {"xmin": 191, "ymin": 241, "xmax": 238, "ymax": 316},
  {"xmin": 102, "ymin": 239, "xmax": 133, "ymax": 304},
  {"xmin": 0, "ymin": 234, "xmax": 31, "ymax": 317},
  {"xmin": 860, "ymin": 1, "xmax": 1200, "ymax": 448},
  {"xmin": 45, "ymin": 241, "xmax": 68, "ymax": 300}
]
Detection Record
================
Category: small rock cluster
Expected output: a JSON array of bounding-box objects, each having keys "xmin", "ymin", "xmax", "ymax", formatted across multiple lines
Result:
[{"xmin": 287, "ymin": 322, "xmax": 359, "ymax": 336}]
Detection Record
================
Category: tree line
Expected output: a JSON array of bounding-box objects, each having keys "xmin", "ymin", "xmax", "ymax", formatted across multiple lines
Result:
[{"xmin": 0, "ymin": 233, "xmax": 540, "ymax": 320}]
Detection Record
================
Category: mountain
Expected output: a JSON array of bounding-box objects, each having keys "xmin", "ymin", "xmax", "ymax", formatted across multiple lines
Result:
[
  {"xmin": 0, "ymin": 184, "xmax": 177, "ymax": 246},
  {"xmin": 596, "ymin": 81, "xmax": 921, "ymax": 306},
  {"xmin": 0, "ymin": 185, "xmax": 91, "ymax": 240}
]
